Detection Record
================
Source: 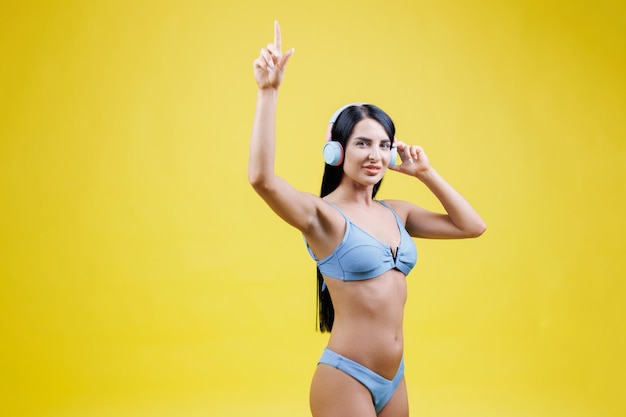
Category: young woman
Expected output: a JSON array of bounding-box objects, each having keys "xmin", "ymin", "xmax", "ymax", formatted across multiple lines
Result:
[{"xmin": 249, "ymin": 21, "xmax": 486, "ymax": 417}]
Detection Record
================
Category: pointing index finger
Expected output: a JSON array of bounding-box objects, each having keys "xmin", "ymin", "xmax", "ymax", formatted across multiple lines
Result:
[{"xmin": 274, "ymin": 20, "xmax": 282, "ymax": 53}]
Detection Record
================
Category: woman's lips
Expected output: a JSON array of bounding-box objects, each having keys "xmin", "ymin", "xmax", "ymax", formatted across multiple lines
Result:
[{"xmin": 363, "ymin": 165, "xmax": 382, "ymax": 175}]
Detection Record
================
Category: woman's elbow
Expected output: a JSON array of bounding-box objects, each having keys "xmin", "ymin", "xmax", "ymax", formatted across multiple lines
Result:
[
  {"xmin": 468, "ymin": 221, "xmax": 487, "ymax": 238},
  {"xmin": 248, "ymin": 164, "xmax": 266, "ymax": 187},
  {"xmin": 248, "ymin": 170, "xmax": 274, "ymax": 196},
  {"xmin": 248, "ymin": 172, "xmax": 267, "ymax": 193},
  {"xmin": 248, "ymin": 170, "xmax": 261, "ymax": 187}
]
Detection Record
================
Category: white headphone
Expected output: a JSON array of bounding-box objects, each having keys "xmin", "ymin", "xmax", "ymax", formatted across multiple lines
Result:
[{"xmin": 323, "ymin": 103, "xmax": 397, "ymax": 167}]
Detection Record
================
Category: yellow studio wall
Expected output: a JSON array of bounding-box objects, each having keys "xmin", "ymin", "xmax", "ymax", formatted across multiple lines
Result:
[{"xmin": 0, "ymin": 1, "xmax": 624, "ymax": 416}]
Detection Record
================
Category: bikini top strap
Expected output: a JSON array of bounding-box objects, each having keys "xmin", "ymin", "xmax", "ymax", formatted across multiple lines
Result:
[
  {"xmin": 325, "ymin": 200, "xmax": 399, "ymax": 222},
  {"xmin": 377, "ymin": 200, "xmax": 401, "ymax": 221},
  {"xmin": 323, "ymin": 201, "xmax": 350, "ymax": 221}
]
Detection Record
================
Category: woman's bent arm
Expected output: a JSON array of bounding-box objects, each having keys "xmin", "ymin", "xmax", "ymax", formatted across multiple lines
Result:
[
  {"xmin": 413, "ymin": 167, "xmax": 486, "ymax": 238},
  {"xmin": 388, "ymin": 141, "xmax": 486, "ymax": 239}
]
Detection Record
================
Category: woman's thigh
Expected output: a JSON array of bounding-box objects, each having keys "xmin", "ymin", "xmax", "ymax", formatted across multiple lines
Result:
[{"xmin": 309, "ymin": 364, "xmax": 377, "ymax": 417}]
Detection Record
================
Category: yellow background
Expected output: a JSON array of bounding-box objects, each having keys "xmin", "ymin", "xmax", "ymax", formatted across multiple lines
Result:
[{"xmin": 1, "ymin": 1, "xmax": 624, "ymax": 416}]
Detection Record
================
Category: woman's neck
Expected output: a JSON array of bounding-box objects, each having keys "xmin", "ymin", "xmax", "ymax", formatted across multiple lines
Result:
[{"xmin": 325, "ymin": 182, "xmax": 376, "ymax": 207}]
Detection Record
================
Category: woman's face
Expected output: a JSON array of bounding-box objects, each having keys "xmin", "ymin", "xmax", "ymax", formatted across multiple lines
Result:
[{"xmin": 342, "ymin": 118, "xmax": 393, "ymax": 186}]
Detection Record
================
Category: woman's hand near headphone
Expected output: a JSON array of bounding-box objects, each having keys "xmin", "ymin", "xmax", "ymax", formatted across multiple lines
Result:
[
  {"xmin": 390, "ymin": 140, "xmax": 432, "ymax": 178},
  {"xmin": 253, "ymin": 21, "xmax": 294, "ymax": 90}
]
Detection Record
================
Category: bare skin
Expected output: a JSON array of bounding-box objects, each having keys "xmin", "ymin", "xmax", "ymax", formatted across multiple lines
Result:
[{"xmin": 249, "ymin": 21, "xmax": 486, "ymax": 417}]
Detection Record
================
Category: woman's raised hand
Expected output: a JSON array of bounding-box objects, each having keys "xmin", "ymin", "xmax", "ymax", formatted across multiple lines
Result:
[
  {"xmin": 253, "ymin": 21, "xmax": 294, "ymax": 90},
  {"xmin": 390, "ymin": 140, "xmax": 432, "ymax": 177}
]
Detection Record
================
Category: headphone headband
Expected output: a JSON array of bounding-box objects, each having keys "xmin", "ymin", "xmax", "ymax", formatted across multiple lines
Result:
[{"xmin": 325, "ymin": 102, "xmax": 366, "ymax": 142}]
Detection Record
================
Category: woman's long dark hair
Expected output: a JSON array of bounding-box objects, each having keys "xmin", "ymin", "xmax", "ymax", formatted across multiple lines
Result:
[{"xmin": 317, "ymin": 104, "xmax": 396, "ymax": 332}]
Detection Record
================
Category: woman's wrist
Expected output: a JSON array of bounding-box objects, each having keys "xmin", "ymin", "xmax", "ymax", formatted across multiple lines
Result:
[
  {"xmin": 415, "ymin": 167, "xmax": 437, "ymax": 182},
  {"xmin": 257, "ymin": 86, "xmax": 279, "ymax": 96}
]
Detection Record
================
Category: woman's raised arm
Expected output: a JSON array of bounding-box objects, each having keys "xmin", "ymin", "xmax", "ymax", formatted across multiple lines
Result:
[{"xmin": 248, "ymin": 22, "xmax": 321, "ymax": 234}]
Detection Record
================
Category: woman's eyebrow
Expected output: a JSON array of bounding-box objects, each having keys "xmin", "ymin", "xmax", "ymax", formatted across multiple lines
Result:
[{"xmin": 353, "ymin": 136, "xmax": 391, "ymax": 142}]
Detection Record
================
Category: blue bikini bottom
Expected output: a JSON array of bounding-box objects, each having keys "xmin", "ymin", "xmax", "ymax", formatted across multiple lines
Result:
[{"xmin": 318, "ymin": 347, "xmax": 405, "ymax": 414}]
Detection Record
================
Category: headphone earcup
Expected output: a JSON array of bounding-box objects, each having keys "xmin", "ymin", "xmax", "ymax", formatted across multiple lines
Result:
[
  {"xmin": 389, "ymin": 147, "xmax": 398, "ymax": 168},
  {"xmin": 323, "ymin": 141, "xmax": 344, "ymax": 166}
]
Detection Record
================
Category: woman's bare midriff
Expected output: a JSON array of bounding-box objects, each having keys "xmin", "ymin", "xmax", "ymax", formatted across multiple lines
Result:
[{"xmin": 324, "ymin": 269, "xmax": 407, "ymax": 380}]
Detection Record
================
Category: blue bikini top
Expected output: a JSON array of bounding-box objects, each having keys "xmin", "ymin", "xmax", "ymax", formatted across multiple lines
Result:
[{"xmin": 305, "ymin": 200, "xmax": 417, "ymax": 289}]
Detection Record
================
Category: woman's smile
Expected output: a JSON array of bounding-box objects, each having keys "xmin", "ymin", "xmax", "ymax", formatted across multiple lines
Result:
[{"xmin": 363, "ymin": 164, "xmax": 383, "ymax": 175}]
